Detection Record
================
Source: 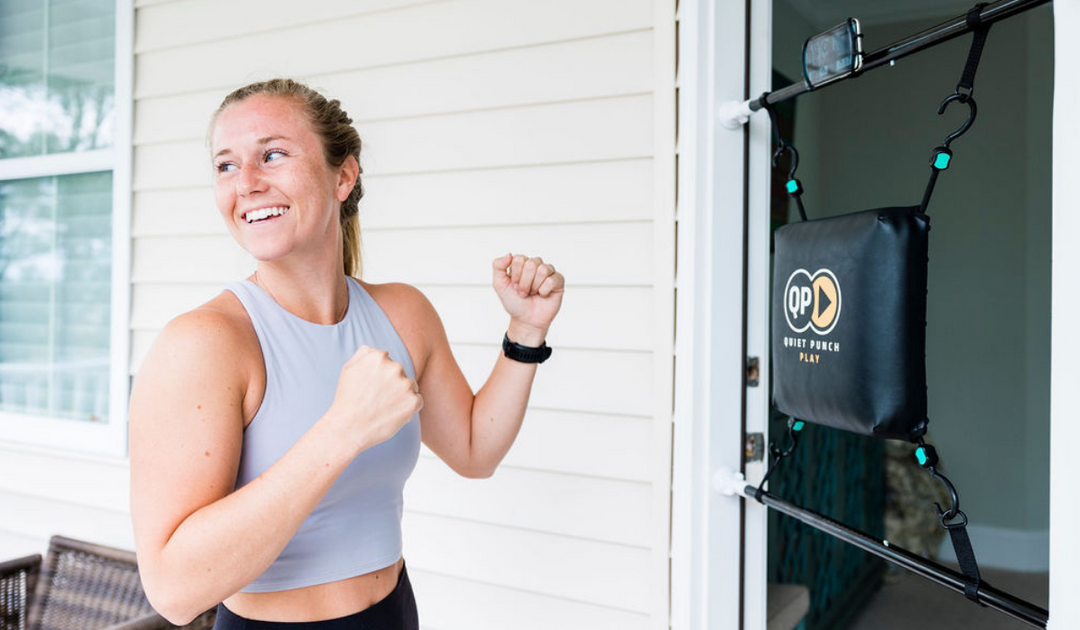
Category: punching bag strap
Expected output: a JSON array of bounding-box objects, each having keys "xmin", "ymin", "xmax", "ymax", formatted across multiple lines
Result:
[
  {"xmin": 762, "ymin": 94, "xmax": 808, "ymax": 222},
  {"xmin": 958, "ymin": 3, "xmax": 992, "ymax": 98},
  {"xmin": 919, "ymin": 5, "xmax": 991, "ymax": 214},
  {"xmin": 915, "ymin": 441, "xmax": 986, "ymax": 604},
  {"xmin": 753, "ymin": 418, "xmax": 805, "ymax": 503},
  {"xmin": 947, "ymin": 516, "xmax": 985, "ymax": 604}
]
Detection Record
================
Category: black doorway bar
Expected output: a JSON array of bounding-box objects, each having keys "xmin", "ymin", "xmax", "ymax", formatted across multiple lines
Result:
[{"xmin": 720, "ymin": 0, "xmax": 1053, "ymax": 627}]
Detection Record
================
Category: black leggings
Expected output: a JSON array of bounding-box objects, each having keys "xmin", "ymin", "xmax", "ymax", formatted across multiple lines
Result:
[{"xmin": 213, "ymin": 565, "xmax": 418, "ymax": 630}]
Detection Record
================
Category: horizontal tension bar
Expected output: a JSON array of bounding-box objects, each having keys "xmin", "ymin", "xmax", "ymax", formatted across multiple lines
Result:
[
  {"xmin": 744, "ymin": 484, "xmax": 1049, "ymax": 628},
  {"xmin": 717, "ymin": 0, "xmax": 1052, "ymax": 128}
]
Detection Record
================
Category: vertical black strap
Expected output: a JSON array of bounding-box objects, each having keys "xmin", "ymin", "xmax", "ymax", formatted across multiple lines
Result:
[
  {"xmin": 762, "ymin": 96, "xmax": 808, "ymax": 221},
  {"xmin": 958, "ymin": 3, "xmax": 991, "ymax": 97},
  {"xmin": 919, "ymin": 168, "xmax": 940, "ymax": 214},
  {"xmin": 760, "ymin": 92, "xmax": 782, "ymax": 147},
  {"xmin": 753, "ymin": 419, "xmax": 804, "ymax": 503},
  {"xmin": 946, "ymin": 519, "xmax": 985, "ymax": 604}
]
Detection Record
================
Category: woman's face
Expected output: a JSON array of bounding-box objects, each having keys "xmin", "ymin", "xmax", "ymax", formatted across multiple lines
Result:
[{"xmin": 210, "ymin": 94, "xmax": 355, "ymax": 266}]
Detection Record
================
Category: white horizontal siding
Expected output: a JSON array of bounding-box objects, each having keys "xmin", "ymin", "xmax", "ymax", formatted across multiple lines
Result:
[
  {"xmin": 0, "ymin": 490, "xmax": 134, "ymax": 555},
  {"xmin": 410, "ymin": 569, "xmax": 650, "ymax": 630},
  {"xmin": 134, "ymin": 0, "xmax": 433, "ymax": 53},
  {"xmin": 455, "ymin": 344, "xmax": 653, "ymax": 417},
  {"xmin": 496, "ymin": 409, "xmax": 653, "ymax": 483},
  {"xmin": 0, "ymin": 445, "xmax": 134, "ymax": 558},
  {"xmin": 133, "ymin": 30, "xmax": 654, "ymax": 145},
  {"xmin": 406, "ymin": 456, "xmax": 652, "ymax": 546},
  {"xmin": 403, "ymin": 512, "xmax": 651, "ymax": 613},
  {"xmin": 133, "ymin": 0, "xmax": 652, "ymax": 98}
]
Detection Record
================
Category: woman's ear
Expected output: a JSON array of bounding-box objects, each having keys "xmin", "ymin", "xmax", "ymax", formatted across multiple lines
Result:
[{"xmin": 336, "ymin": 155, "xmax": 360, "ymax": 202}]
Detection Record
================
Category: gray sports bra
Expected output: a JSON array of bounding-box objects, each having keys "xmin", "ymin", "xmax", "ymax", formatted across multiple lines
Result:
[{"xmin": 226, "ymin": 277, "xmax": 421, "ymax": 593}]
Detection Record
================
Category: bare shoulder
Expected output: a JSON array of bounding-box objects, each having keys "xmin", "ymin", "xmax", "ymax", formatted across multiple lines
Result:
[
  {"xmin": 155, "ymin": 291, "xmax": 258, "ymax": 371},
  {"xmin": 360, "ymin": 281, "xmax": 434, "ymax": 317},
  {"xmin": 132, "ymin": 290, "xmax": 263, "ymax": 424},
  {"xmin": 359, "ymin": 280, "xmax": 444, "ymax": 378}
]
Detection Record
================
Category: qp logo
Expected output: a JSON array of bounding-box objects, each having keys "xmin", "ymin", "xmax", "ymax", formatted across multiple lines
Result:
[{"xmin": 783, "ymin": 268, "xmax": 841, "ymax": 335}]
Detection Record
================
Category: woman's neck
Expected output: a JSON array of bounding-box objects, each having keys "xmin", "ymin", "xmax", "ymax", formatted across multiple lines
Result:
[{"xmin": 250, "ymin": 259, "xmax": 350, "ymax": 325}]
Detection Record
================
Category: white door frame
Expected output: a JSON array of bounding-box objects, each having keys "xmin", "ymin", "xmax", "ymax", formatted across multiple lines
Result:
[{"xmin": 671, "ymin": 0, "xmax": 771, "ymax": 627}]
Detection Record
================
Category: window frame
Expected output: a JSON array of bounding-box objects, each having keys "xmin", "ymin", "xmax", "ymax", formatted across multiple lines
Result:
[{"xmin": 0, "ymin": 0, "xmax": 133, "ymax": 458}]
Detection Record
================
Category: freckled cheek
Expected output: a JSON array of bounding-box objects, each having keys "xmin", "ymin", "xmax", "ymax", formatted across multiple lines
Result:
[{"xmin": 213, "ymin": 182, "xmax": 234, "ymax": 216}]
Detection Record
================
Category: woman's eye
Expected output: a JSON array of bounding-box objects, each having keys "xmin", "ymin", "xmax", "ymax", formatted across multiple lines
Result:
[
  {"xmin": 216, "ymin": 162, "xmax": 237, "ymax": 173},
  {"xmin": 265, "ymin": 150, "xmax": 287, "ymax": 162}
]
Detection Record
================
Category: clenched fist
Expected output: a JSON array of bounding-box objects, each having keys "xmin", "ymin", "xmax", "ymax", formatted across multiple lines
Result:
[
  {"xmin": 326, "ymin": 345, "xmax": 423, "ymax": 451},
  {"xmin": 492, "ymin": 253, "xmax": 565, "ymax": 347}
]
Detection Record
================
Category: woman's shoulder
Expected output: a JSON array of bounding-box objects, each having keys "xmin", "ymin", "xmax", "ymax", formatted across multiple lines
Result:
[
  {"xmin": 357, "ymin": 280, "xmax": 442, "ymax": 375},
  {"xmin": 152, "ymin": 290, "xmax": 261, "ymax": 370},
  {"xmin": 133, "ymin": 289, "xmax": 264, "ymax": 425},
  {"xmin": 357, "ymin": 279, "xmax": 428, "ymax": 308},
  {"xmin": 357, "ymin": 280, "xmax": 441, "ymax": 328}
]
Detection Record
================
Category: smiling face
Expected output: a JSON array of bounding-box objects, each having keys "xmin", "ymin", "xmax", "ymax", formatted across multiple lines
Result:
[{"xmin": 210, "ymin": 94, "xmax": 356, "ymax": 268}]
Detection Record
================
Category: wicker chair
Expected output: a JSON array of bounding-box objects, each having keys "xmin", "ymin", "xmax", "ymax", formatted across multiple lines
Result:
[{"xmin": 0, "ymin": 536, "xmax": 214, "ymax": 630}]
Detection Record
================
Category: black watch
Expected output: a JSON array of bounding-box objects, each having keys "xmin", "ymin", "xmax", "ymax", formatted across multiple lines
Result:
[{"xmin": 502, "ymin": 333, "xmax": 552, "ymax": 364}]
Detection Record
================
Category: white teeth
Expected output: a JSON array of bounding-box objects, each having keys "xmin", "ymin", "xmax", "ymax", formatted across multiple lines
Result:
[{"xmin": 245, "ymin": 206, "xmax": 289, "ymax": 223}]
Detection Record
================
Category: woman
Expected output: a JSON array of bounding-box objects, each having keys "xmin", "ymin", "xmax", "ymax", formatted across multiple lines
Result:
[{"xmin": 128, "ymin": 79, "xmax": 564, "ymax": 630}]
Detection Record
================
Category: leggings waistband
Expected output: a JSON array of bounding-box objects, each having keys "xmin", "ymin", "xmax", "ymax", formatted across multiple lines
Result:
[{"xmin": 213, "ymin": 565, "xmax": 418, "ymax": 630}]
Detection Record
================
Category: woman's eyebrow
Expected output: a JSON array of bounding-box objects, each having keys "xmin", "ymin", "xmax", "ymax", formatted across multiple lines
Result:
[
  {"xmin": 213, "ymin": 136, "xmax": 292, "ymax": 160},
  {"xmin": 257, "ymin": 135, "xmax": 290, "ymax": 145}
]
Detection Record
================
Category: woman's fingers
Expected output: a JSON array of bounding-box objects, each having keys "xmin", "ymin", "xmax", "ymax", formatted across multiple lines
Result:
[
  {"xmin": 537, "ymin": 271, "xmax": 564, "ymax": 297},
  {"xmin": 506, "ymin": 254, "xmax": 524, "ymax": 285},
  {"xmin": 496, "ymin": 253, "xmax": 563, "ymax": 298},
  {"xmin": 531, "ymin": 263, "xmax": 555, "ymax": 294},
  {"xmin": 517, "ymin": 257, "xmax": 543, "ymax": 297}
]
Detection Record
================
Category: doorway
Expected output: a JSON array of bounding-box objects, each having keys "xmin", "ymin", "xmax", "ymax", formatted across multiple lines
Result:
[{"xmin": 764, "ymin": 2, "xmax": 1053, "ymax": 628}]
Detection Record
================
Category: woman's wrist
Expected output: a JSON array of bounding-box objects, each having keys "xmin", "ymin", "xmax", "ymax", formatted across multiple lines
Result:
[{"xmin": 506, "ymin": 320, "xmax": 547, "ymax": 347}]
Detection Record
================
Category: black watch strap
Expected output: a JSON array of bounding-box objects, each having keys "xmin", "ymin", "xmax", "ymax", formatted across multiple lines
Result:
[{"xmin": 502, "ymin": 333, "xmax": 552, "ymax": 364}]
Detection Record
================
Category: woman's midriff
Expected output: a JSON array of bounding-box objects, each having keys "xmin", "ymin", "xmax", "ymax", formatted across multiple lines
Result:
[{"xmin": 222, "ymin": 558, "xmax": 404, "ymax": 622}]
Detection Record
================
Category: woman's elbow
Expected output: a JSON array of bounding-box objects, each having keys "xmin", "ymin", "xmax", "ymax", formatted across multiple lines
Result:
[
  {"xmin": 455, "ymin": 459, "xmax": 498, "ymax": 479},
  {"xmin": 141, "ymin": 572, "xmax": 211, "ymax": 626}
]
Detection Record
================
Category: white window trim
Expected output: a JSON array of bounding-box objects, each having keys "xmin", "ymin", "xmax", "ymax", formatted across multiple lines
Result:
[{"xmin": 0, "ymin": 0, "xmax": 133, "ymax": 459}]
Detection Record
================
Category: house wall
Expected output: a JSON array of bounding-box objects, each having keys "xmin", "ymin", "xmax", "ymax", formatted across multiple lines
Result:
[{"xmin": 0, "ymin": 1, "xmax": 676, "ymax": 628}]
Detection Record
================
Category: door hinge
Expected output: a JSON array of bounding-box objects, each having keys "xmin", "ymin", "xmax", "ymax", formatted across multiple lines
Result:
[
  {"xmin": 745, "ymin": 432, "xmax": 765, "ymax": 462},
  {"xmin": 747, "ymin": 356, "xmax": 760, "ymax": 387}
]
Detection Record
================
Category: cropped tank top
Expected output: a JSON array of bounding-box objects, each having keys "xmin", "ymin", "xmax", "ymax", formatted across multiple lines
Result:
[{"xmin": 226, "ymin": 277, "xmax": 421, "ymax": 593}]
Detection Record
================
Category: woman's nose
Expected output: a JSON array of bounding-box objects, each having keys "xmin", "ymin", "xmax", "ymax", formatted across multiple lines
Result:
[{"xmin": 236, "ymin": 164, "xmax": 267, "ymax": 196}]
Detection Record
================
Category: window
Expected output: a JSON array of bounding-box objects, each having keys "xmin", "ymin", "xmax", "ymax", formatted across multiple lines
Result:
[{"xmin": 0, "ymin": 0, "xmax": 131, "ymax": 455}]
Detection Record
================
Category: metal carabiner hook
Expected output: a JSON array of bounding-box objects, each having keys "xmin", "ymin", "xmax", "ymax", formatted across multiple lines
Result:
[
  {"xmin": 772, "ymin": 142, "xmax": 800, "ymax": 181},
  {"xmin": 937, "ymin": 92, "xmax": 979, "ymax": 149},
  {"xmin": 929, "ymin": 466, "xmax": 962, "ymax": 523}
]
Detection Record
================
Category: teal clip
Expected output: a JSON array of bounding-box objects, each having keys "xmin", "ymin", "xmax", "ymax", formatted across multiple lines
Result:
[{"xmin": 932, "ymin": 149, "xmax": 952, "ymax": 171}]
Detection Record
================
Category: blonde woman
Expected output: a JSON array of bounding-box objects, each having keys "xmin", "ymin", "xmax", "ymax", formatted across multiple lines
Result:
[{"xmin": 129, "ymin": 79, "xmax": 564, "ymax": 630}]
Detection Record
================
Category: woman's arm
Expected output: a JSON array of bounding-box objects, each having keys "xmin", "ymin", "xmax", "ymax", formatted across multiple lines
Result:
[
  {"xmin": 129, "ymin": 305, "xmax": 420, "ymax": 625},
  {"xmin": 387, "ymin": 254, "xmax": 564, "ymax": 478}
]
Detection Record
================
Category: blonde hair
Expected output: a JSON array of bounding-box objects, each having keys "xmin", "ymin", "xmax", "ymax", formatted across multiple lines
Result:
[{"xmin": 212, "ymin": 79, "xmax": 363, "ymax": 277}]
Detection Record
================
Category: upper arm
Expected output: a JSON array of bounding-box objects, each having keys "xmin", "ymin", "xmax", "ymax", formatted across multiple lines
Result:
[
  {"xmin": 363, "ymin": 283, "xmax": 475, "ymax": 471},
  {"xmin": 128, "ymin": 306, "xmax": 250, "ymax": 562}
]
